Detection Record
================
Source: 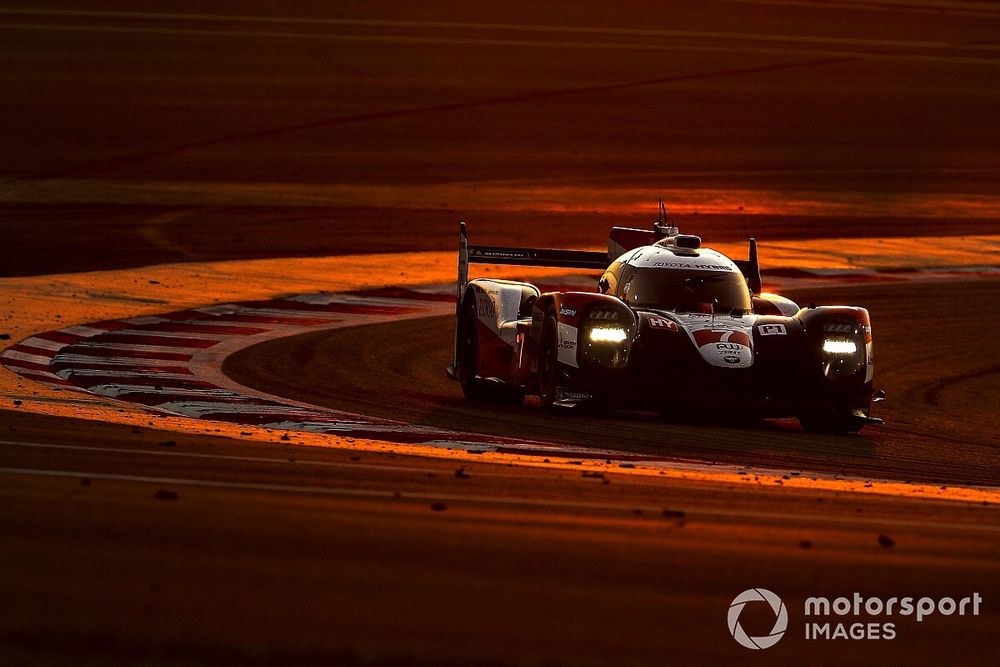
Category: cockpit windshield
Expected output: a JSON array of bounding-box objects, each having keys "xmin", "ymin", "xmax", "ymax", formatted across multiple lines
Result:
[{"xmin": 619, "ymin": 268, "xmax": 752, "ymax": 312}]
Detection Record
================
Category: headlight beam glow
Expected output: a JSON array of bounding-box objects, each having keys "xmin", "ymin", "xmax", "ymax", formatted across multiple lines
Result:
[
  {"xmin": 822, "ymin": 338, "xmax": 857, "ymax": 355},
  {"xmin": 588, "ymin": 327, "xmax": 628, "ymax": 343}
]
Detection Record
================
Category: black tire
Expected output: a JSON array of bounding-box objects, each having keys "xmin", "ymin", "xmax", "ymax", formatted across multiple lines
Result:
[
  {"xmin": 574, "ymin": 397, "xmax": 609, "ymax": 416},
  {"xmin": 457, "ymin": 297, "xmax": 524, "ymax": 405},
  {"xmin": 799, "ymin": 409, "xmax": 867, "ymax": 434},
  {"xmin": 537, "ymin": 310, "xmax": 560, "ymax": 408}
]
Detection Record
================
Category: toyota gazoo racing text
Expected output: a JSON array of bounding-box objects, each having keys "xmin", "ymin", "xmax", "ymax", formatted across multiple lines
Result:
[{"xmin": 447, "ymin": 205, "xmax": 883, "ymax": 432}]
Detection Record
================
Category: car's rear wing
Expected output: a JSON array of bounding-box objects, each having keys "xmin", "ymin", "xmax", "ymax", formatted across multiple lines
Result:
[
  {"xmin": 455, "ymin": 222, "xmax": 763, "ymax": 304},
  {"xmin": 456, "ymin": 221, "xmax": 607, "ymax": 307}
]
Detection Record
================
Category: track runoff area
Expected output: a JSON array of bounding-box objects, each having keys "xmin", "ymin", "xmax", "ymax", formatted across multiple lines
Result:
[{"xmin": 1, "ymin": 241, "xmax": 999, "ymax": 664}]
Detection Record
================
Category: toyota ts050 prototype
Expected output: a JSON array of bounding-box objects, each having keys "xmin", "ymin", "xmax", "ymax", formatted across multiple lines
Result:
[{"xmin": 446, "ymin": 205, "xmax": 882, "ymax": 432}]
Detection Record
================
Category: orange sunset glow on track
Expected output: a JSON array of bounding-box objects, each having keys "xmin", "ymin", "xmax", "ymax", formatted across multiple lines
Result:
[{"xmin": 1, "ymin": 1, "xmax": 999, "ymax": 666}]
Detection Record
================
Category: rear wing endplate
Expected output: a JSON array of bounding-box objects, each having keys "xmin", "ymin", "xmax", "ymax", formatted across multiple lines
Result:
[{"xmin": 733, "ymin": 238, "xmax": 763, "ymax": 295}]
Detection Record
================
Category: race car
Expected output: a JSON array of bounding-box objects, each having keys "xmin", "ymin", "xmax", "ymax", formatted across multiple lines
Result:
[{"xmin": 446, "ymin": 204, "xmax": 882, "ymax": 432}]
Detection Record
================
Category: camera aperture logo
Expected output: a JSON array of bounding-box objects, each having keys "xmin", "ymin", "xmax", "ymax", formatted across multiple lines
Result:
[
  {"xmin": 728, "ymin": 588, "xmax": 788, "ymax": 649},
  {"xmin": 728, "ymin": 589, "xmax": 983, "ymax": 649}
]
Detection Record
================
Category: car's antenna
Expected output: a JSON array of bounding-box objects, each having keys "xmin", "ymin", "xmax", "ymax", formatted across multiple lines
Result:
[
  {"xmin": 655, "ymin": 198, "xmax": 666, "ymax": 238},
  {"xmin": 654, "ymin": 198, "xmax": 678, "ymax": 239}
]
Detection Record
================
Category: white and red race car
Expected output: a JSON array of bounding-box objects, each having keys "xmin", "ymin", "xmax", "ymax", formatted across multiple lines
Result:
[{"xmin": 447, "ymin": 206, "xmax": 882, "ymax": 432}]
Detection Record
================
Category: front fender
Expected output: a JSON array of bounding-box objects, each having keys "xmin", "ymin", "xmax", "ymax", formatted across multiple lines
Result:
[
  {"xmin": 530, "ymin": 293, "xmax": 634, "ymax": 369},
  {"xmin": 795, "ymin": 305, "xmax": 874, "ymax": 399}
]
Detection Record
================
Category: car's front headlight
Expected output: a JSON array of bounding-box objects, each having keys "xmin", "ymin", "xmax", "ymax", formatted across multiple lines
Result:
[
  {"xmin": 822, "ymin": 338, "xmax": 857, "ymax": 355},
  {"xmin": 588, "ymin": 326, "xmax": 628, "ymax": 343},
  {"xmin": 820, "ymin": 322, "xmax": 864, "ymax": 377},
  {"xmin": 579, "ymin": 305, "xmax": 635, "ymax": 369}
]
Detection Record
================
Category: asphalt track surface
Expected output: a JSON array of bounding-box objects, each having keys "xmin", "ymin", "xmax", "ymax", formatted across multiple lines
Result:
[
  {"xmin": 2, "ymin": 1, "xmax": 1000, "ymax": 665},
  {"xmin": 226, "ymin": 278, "xmax": 1000, "ymax": 488}
]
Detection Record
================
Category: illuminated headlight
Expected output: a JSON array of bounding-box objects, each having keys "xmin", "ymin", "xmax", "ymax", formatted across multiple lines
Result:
[
  {"xmin": 819, "ymin": 330, "xmax": 864, "ymax": 378},
  {"xmin": 579, "ymin": 306, "xmax": 635, "ymax": 369},
  {"xmin": 822, "ymin": 338, "xmax": 857, "ymax": 355},
  {"xmin": 589, "ymin": 327, "xmax": 627, "ymax": 343}
]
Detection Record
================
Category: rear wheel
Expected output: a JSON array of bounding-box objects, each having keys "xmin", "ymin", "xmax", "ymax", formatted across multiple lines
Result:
[
  {"xmin": 457, "ymin": 298, "xmax": 523, "ymax": 405},
  {"xmin": 537, "ymin": 310, "xmax": 560, "ymax": 408}
]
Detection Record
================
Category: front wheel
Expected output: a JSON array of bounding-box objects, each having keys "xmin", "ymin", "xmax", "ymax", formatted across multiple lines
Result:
[
  {"xmin": 537, "ymin": 310, "xmax": 560, "ymax": 408},
  {"xmin": 799, "ymin": 408, "xmax": 867, "ymax": 434}
]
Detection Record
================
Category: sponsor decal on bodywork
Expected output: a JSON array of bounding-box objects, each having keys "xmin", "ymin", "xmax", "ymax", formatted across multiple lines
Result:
[
  {"xmin": 627, "ymin": 247, "xmax": 739, "ymax": 272},
  {"xmin": 477, "ymin": 295, "xmax": 497, "ymax": 320},
  {"xmin": 557, "ymin": 322, "xmax": 580, "ymax": 368},
  {"xmin": 555, "ymin": 387, "xmax": 592, "ymax": 402},
  {"xmin": 758, "ymin": 323, "xmax": 787, "ymax": 336},
  {"xmin": 648, "ymin": 316, "xmax": 680, "ymax": 331},
  {"xmin": 677, "ymin": 314, "xmax": 756, "ymax": 369},
  {"xmin": 650, "ymin": 261, "xmax": 733, "ymax": 271},
  {"xmin": 693, "ymin": 330, "xmax": 752, "ymax": 348}
]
